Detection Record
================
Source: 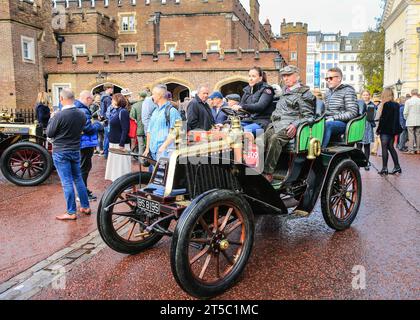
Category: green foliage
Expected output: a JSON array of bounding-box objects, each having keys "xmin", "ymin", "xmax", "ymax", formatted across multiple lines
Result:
[{"xmin": 357, "ymin": 28, "xmax": 385, "ymax": 95}]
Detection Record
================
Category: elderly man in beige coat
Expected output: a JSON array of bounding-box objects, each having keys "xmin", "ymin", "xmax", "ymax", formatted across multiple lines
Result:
[{"xmin": 403, "ymin": 89, "xmax": 420, "ymax": 154}]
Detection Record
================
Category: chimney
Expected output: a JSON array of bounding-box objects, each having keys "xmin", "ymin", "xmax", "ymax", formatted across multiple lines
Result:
[
  {"xmin": 249, "ymin": 0, "xmax": 260, "ymax": 49},
  {"xmin": 263, "ymin": 18, "xmax": 272, "ymax": 35},
  {"xmin": 250, "ymin": 0, "xmax": 260, "ymax": 24}
]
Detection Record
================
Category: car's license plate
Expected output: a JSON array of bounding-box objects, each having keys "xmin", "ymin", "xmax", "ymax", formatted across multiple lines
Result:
[{"xmin": 137, "ymin": 197, "xmax": 160, "ymax": 215}]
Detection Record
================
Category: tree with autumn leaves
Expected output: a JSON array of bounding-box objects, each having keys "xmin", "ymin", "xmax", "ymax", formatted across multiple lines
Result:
[{"xmin": 357, "ymin": 28, "xmax": 385, "ymax": 95}]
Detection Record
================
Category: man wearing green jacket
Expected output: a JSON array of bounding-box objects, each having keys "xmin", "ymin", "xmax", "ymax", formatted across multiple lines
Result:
[{"xmin": 130, "ymin": 91, "xmax": 148, "ymax": 155}]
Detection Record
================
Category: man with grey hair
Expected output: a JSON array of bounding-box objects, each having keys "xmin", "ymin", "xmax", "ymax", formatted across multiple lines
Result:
[
  {"xmin": 187, "ymin": 85, "xmax": 214, "ymax": 131},
  {"xmin": 75, "ymin": 90, "xmax": 103, "ymax": 200},
  {"xmin": 263, "ymin": 65, "xmax": 316, "ymax": 182},
  {"xmin": 403, "ymin": 89, "xmax": 420, "ymax": 154},
  {"xmin": 143, "ymin": 84, "xmax": 182, "ymax": 160},
  {"xmin": 142, "ymin": 85, "xmax": 167, "ymax": 133},
  {"xmin": 47, "ymin": 88, "xmax": 91, "ymax": 220}
]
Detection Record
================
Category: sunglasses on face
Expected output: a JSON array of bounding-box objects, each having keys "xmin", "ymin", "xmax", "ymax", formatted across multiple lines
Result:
[{"xmin": 325, "ymin": 76, "xmax": 339, "ymax": 81}]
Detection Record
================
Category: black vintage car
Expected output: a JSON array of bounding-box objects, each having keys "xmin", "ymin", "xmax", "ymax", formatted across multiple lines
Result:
[
  {"xmin": 97, "ymin": 108, "xmax": 367, "ymax": 299},
  {"xmin": 0, "ymin": 111, "xmax": 53, "ymax": 186}
]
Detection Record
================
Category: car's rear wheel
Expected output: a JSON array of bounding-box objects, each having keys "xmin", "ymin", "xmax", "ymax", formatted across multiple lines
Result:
[
  {"xmin": 97, "ymin": 172, "xmax": 171, "ymax": 255},
  {"xmin": 321, "ymin": 159, "xmax": 362, "ymax": 231},
  {"xmin": 171, "ymin": 190, "xmax": 254, "ymax": 299},
  {"xmin": 0, "ymin": 142, "xmax": 53, "ymax": 186}
]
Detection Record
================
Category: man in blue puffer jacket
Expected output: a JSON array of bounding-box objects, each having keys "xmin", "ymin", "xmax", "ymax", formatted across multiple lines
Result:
[{"xmin": 75, "ymin": 90, "xmax": 103, "ymax": 201}]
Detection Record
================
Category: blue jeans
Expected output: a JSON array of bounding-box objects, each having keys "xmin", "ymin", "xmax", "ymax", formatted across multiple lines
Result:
[
  {"xmin": 53, "ymin": 151, "xmax": 90, "ymax": 214},
  {"xmin": 103, "ymin": 126, "xmax": 110, "ymax": 158},
  {"xmin": 322, "ymin": 120, "xmax": 347, "ymax": 148},
  {"xmin": 242, "ymin": 122, "xmax": 263, "ymax": 136}
]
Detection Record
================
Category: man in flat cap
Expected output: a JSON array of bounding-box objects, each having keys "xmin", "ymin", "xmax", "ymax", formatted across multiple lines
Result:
[
  {"xmin": 226, "ymin": 94, "xmax": 241, "ymax": 107},
  {"xmin": 263, "ymin": 65, "xmax": 316, "ymax": 182}
]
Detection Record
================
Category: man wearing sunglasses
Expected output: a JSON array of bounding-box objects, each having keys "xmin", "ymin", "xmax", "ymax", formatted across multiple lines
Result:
[{"xmin": 322, "ymin": 67, "xmax": 359, "ymax": 148}]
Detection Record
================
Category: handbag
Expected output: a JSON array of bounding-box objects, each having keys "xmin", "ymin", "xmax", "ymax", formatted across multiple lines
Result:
[
  {"xmin": 128, "ymin": 118, "xmax": 137, "ymax": 139},
  {"xmin": 118, "ymin": 110, "xmax": 137, "ymax": 139}
]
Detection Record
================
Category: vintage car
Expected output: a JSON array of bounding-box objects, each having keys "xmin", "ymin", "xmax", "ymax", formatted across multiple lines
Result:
[
  {"xmin": 0, "ymin": 110, "xmax": 53, "ymax": 186},
  {"xmin": 97, "ymin": 108, "xmax": 367, "ymax": 299}
]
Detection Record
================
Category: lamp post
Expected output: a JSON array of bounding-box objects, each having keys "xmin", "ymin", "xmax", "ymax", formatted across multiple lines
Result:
[
  {"xmin": 395, "ymin": 79, "xmax": 403, "ymax": 98},
  {"xmin": 96, "ymin": 71, "xmax": 108, "ymax": 84},
  {"xmin": 274, "ymin": 56, "xmax": 282, "ymax": 71}
]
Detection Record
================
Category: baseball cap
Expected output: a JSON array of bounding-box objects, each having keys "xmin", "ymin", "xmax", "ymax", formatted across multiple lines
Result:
[{"xmin": 209, "ymin": 91, "xmax": 223, "ymax": 100}]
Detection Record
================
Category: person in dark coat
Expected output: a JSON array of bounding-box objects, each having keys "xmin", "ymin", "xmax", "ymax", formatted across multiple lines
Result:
[
  {"xmin": 209, "ymin": 91, "xmax": 228, "ymax": 125},
  {"xmin": 231, "ymin": 66, "xmax": 274, "ymax": 135},
  {"xmin": 187, "ymin": 85, "xmax": 215, "ymax": 131},
  {"xmin": 75, "ymin": 91, "xmax": 103, "ymax": 200},
  {"xmin": 376, "ymin": 88, "xmax": 402, "ymax": 175},
  {"xmin": 35, "ymin": 92, "xmax": 51, "ymax": 129},
  {"xmin": 398, "ymin": 97, "xmax": 408, "ymax": 152},
  {"xmin": 46, "ymin": 88, "xmax": 90, "ymax": 221},
  {"xmin": 264, "ymin": 65, "xmax": 316, "ymax": 181},
  {"xmin": 356, "ymin": 90, "xmax": 376, "ymax": 171}
]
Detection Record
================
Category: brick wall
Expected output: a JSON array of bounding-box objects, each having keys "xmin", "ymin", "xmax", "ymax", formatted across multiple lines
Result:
[
  {"xmin": 48, "ymin": 69, "xmax": 280, "ymax": 103},
  {"xmin": 271, "ymin": 21, "xmax": 308, "ymax": 84},
  {"xmin": 45, "ymin": 49, "xmax": 281, "ymax": 101},
  {"xmin": 0, "ymin": 22, "xmax": 16, "ymax": 109},
  {"xmin": 62, "ymin": 34, "xmax": 115, "ymax": 55},
  {"xmin": 0, "ymin": 0, "xmax": 56, "ymax": 110}
]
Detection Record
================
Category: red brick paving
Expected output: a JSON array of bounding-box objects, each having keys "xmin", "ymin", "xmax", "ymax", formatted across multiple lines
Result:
[{"xmin": 30, "ymin": 152, "xmax": 420, "ymax": 300}]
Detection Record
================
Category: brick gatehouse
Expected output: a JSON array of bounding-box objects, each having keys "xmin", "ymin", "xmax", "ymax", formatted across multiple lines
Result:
[{"xmin": 1, "ymin": 0, "xmax": 308, "ymax": 109}]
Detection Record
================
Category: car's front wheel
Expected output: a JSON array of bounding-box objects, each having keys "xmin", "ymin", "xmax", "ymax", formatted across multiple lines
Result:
[
  {"xmin": 0, "ymin": 141, "xmax": 53, "ymax": 186},
  {"xmin": 170, "ymin": 190, "xmax": 254, "ymax": 299}
]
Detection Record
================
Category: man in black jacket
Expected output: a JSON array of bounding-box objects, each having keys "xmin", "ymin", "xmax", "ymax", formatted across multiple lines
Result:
[
  {"xmin": 187, "ymin": 85, "xmax": 215, "ymax": 131},
  {"xmin": 46, "ymin": 88, "xmax": 91, "ymax": 221}
]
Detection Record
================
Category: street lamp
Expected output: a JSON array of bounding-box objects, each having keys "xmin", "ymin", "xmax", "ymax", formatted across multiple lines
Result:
[
  {"xmin": 274, "ymin": 56, "xmax": 282, "ymax": 71},
  {"xmin": 96, "ymin": 71, "xmax": 108, "ymax": 84},
  {"xmin": 395, "ymin": 79, "xmax": 403, "ymax": 98}
]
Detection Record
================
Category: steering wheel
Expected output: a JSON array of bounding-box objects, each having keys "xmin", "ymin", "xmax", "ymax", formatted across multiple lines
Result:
[{"xmin": 221, "ymin": 107, "xmax": 251, "ymax": 119}]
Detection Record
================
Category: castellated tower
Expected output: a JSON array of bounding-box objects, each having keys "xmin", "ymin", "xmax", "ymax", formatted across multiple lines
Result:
[
  {"xmin": 1, "ymin": 0, "xmax": 280, "ymax": 109},
  {"xmin": 271, "ymin": 19, "xmax": 308, "ymax": 84},
  {"xmin": 0, "ymin": 0, "xmax": 56, "ymax": 109}
]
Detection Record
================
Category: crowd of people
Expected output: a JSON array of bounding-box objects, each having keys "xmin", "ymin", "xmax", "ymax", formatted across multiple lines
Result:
[{"xmin": 33, "ymin": 65, "xmax": 420, "ymax": 220}]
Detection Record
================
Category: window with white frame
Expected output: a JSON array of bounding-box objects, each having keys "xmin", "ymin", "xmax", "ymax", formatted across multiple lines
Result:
[
  {"xmin": 207, "ymin": 40, "xmax": 221, "ymax": 52},
  {"xmin": 120, "ymin": 14, "xmax": 136, "ymax": 33},
  {"xmin": 21, "ymin": 36, "xmax": 35, "ymax": 63},
  {"xmin": 72, "ymin": 44, "xmax": 86, "ymax": 56},
  {"xmin": 120, "ymin": 44, "xmax": 137, "ymax": 55},
  {"xmin": 290, "ymin": 52, "xmax": 297, "ymax": 61},
  {"xmin": 307, "ymin": 36, "xmax": 317, "ymax": 43},
  {"xmin": 324, "ymin": 35, "xmax": 336, "ymax": 41}
]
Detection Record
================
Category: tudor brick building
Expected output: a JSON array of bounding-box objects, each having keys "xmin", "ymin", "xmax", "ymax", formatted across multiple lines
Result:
[{"xmin": 1, "ymin": 0, "xmax": 307, "ymax": 110}]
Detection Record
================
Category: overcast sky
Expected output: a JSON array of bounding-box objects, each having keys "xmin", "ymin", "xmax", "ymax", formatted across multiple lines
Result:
[{"xmin": 240, "ymin": 0, "xmax": 383, "ymax": 35}]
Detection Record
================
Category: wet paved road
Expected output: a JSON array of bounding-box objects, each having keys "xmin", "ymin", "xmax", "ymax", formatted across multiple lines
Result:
[
  {"xmin": 1, "ymin": 152, "xmax": 419, "ymax": 300},
  {"xmin": 0, "ymin": 156, "xmax": 111, "ymax": 283}
]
